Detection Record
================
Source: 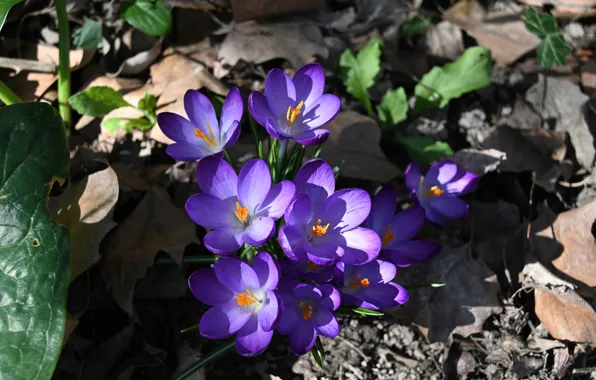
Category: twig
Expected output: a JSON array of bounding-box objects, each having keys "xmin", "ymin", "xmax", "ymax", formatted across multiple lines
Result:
[
  {"xmin": 558, "ymin": 176, "xmax": 594, "ymax": 188},
  {"xmin": 0, "ymin": 57, "xmax": 57, "ymax": 74},
  {"xmin": 338, "ymin": 336, "xmax": 369, "ymax": 361}
]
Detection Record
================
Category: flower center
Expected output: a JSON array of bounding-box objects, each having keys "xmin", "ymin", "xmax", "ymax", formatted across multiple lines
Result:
[
  {"xmin": 195, "ymin": 123, "xmax": 217, "ymax": 147},
  {"xmin": 312, "ymin": 219, "xmax": 330, "ymax": 238},
  {"xmin": 381, "ymin": 224, "xmax": 396, "ymax": 247},
  {"xmin": 426, "ymin": 185, "xmax": 444, "ymax": 197},
  {"xmin": 286, "ymin": 101, "xmax": 304, "ymax": 127},
  {"xmin": 235, "ymin": 201, "xmax": 249, "ymax": 223},
  {"xmin": 306, "ymin": 260, "xmax": 317, "ymax": 270},
  {"xmin": 236, "ymin": 289, "xmax": 258, "ymax": 306},
  {"xmin": 299, "ymin": 302, "xmax": 313, "ymax": 320},
  {"xmin": 347, "ymin": 274, "xmax": 370, "ymax": 289}
]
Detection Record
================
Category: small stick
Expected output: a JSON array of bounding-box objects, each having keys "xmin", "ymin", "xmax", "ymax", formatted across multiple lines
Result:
[{"xmin": 0, "ymin": 56, "xmax": 57, "ymax": 74}]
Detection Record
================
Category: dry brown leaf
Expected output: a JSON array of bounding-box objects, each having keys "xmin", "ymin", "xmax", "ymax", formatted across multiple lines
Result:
[
  {"xmin": 443, "ymin": 0, "xmax": 540, "ymax": 66},
  {"xmin": 62, "ymin": 314, "xmax": 79, "ymax": 347},
  {"xmin": 216, "ymin": 21, "xmax": 328, "ymax": 78},
  {"xmin": 315, "ymin": 111, "xmax": 400, "ymax": 183},
  {"xmin": 478, "ymin": 125, "xmax": 566, "ymax": 191},
  {"xmin": 534, "ymin": 287, "xmax": 596, "ymax": 345},
  {"xmin": 50, "ymin": 162, "xmax": 119, "ymax": 282},
  {"xmin": 391, "ymin": 245, "xmax": 502, "ymax": 342},
  {"xmin": 422, "ymin": 21, "xmax": 464, "ymax": 61},
  {"xmin": 532, "ymin": 201, "xmax": 596, "ymax": 290},
  {"xmin": 100, "ymin": 187, "xmax": 200, "ymax": 314},
  {"xmin": 450, "ymin": 148, "xmax": 506, "ymax": 176},
  {"xmin": 231, "ymin": 0, "xmax": 324, "ymax": 22}
]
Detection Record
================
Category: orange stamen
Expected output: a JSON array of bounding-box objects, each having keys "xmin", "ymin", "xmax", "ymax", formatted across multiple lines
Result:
[
  {"xmin": 299, "ymin": 302, "xmax": 313, "ymax": 320},
  {"xmin": 235, "ymin": 289, "xmax": 257, "ymax": 306},
  {"xmin": 311, "ymin": 219, "xmax": 330, "ymax": 238},
  {"xmin": 194, "ymin": 123, "xmax": 217, "ymax": 147},
  {"xmin": 427, "ymin": 185, "xmax": 444, "ymax": 197},
  {"xmin": 348, "ymin": 274, "xmax": 370, "ymax": 288},
  {"xmin": 306, "ymin": 260, "xmax": 317, "ymax": 270},
  {"xmin": 285, "ymin": 101, "xmax": 304, "ymax": 126},
  {"xmin": 235, "ymin": 202, "xmax": 249, "ymax": 223},
  {"xmin": 381, "ymin": 224, "xmax": 396, "ymax": 247}
]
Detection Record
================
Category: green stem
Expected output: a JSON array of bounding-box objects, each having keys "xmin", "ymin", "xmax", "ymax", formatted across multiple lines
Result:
[
  {"xmin": 362, "ymin": 96, "xmax": 374, "ymax": 119},
  {"xmin": 224, "ymin": 149, "xmax": 236, "ymax": 170},
  {"xmin": 276, "ymin": 139, "xmax": 287, "ymax": 181},
  {"xmin": 155, "ymin": 255, "xmax": 219, "ymax": 264},
  {"xmin": 175, "ymin": 340, "xmax": 236, "ymax": 380},
  {"xmin": 0, "ymin": 80, "xmax": 22, "ymax": 105},
  {"xmin": 405, "ymin": 282, "xmax": 445, "ymax": 290},
  {"xmin": 249, "ymin": 117, "xmax": 264, "ymax": 159},
  {"xmin": 55, "ymin": 0, "xmax": 71, "ymax": 130},
  {"xmin": 180, "ymin": 324, "xmax": 199, "ymax": 333}
]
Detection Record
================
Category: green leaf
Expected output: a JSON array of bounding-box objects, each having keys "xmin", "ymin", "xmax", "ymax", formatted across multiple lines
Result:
[
  {"xmin": 377, "ymin": 87, "xmax": 408, "ymax": 126},
  {"xmin": 523, "ymin": 8, "xmax": 571, "ymax": 68},
  {"xmin": 0, "ymin": 0, "xmax": 23, "ymax": 33},
  {"xmin": 405, "ymin": 282, "xmax": 446, "ymax": 290},
  {"xmin": 123, "ymin": 0, "xmax": 172, "ymax": 37},
  {"xmin": 0, "ymin": 103, "xmax": 70, "ymax": 379},
  {"xmin": 414, "ymin": 47, "xmax": 492, "ymax": 113},
  {"xmin": 401, "ymin": 15, "xmax": 432, "ymax": 38},
  {"xmin": 337, "ymin": 306, "xmax": 385, "ymax": 316},
  {"xmin": 310, "ymin": 338, "xmax": 325, "ymax": 369},
  {"xmin": 101, "ymin": 117, "xmax": 153, "ymax": 133},
  {"xmin": 138, "ymin": 91, "xmax": 157, "ymax": 114},
  {"xmin": 339, "ymin": 38, "xmax": 383, "ymax": 117},
  {"xmin": 69, "ymin": 86, "xmax": 130, "ymax": 117},
  {"xmin": 397, "ymin": 137, "xmax": 454, "ymax": 165},
  {"xmin": 72, "ymin": 17, "xmax": 103, "ymax": 49}
]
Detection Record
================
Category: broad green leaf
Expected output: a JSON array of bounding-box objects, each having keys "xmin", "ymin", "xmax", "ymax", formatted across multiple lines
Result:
[
  {"xmin": 377, "ymin": 87, "xmax": 408, "ymax": 126},
  {"xmin": 138, "ymin": 91, "xmax": 157, "ymax": 114},
  {"xmin": 353, "ymin": 307, "xmax": 384, "ymax": 316},
  {"xmin": 310, "ymin": 338, "xmax": 325, "ymax": 369},
  {"xmin": 72, "ymin": 17, "xmax": 103, "ymax": 49},
  {"xmin": 69, "ymin": 86, "xmax": 130, "ymax": 117},
  {"xmin": 414, "ymin": 46, "xmax": 492, "ymax": 113},
  {"xmin": 0, "ymin": 0, "xmax": 22, "ymax": 33},
  {"xmin": 101, "ymin": 117, "xmax": 153, "ymax": 133},
  {"xmin": 401, "ymin": 15, "xmax": 432, "ymax": 38},
  {"xmin": 523, "ymin": 8, "xmax": 571, "ymax": 68},
  {"xmin": 339, "ymin": 38, "xmax": 383, "ymax": 117},
  {"xmin": 123, "ymin": 0, "xmax": 172, "ymax": 37},
  {"xmin": 0, "ymin": 102, "xmax": 70, "ymax": 379},
  {"xmin": 397, "ymin": 137, "xmax": 453, "ymax": 165}
]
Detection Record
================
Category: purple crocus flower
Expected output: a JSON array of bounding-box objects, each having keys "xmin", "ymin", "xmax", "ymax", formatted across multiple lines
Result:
[
  {"xmin": 366, "ymin": 185, "xmax": 441, "ymax": 267},
  {"xmin": 405, "ymin": 160, "xmax": 479, "ymax": 226},
  {"xmin": 186, "ymin": 156, "xmax": 295, "ymax": 254},
  {"xmin": 279, "ymin": 159, "xmax": 381, "ymax": 266},
  {"xmin": 157, "ymin": 87, "xmax": 242, "ymax": 161},
  {"xmin": 335, "ymin": 259, "xmax": 408, "ymax": 310},
  {"xmin": 280, "ymin": 257, "xmax": 335, "ymax": 284},
  {"xmin": 277, "ymin": 280, "xmax": 341, "ymax": 355},
  {"xmin": 248, "ymin": 63, "xmax": 340, "ymax": 145},
  {"xmin": 189, "ymin": 252, "xmax": 281, "ymax": 356}
]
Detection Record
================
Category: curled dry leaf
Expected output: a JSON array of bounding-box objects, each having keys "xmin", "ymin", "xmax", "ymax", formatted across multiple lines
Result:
[
  {"xmin": 534, "ymin": 287, "xmax": 596, "ymax": 345},
  {"xmin": 451, "ymin": 148, "xmax": 506, "ymax": 176},
  {"xmin": 478, "ymin": 125, "xmax": 566, "ymax": 191},
  {"xmin": 231, "ymin": 0, "xmax": 324, "ymax": 22},
  {"xmin": 317, "ymin": 111, "xmax": 400, "ymax": 183},
  {"xmin": 422, "ymin": 21, "xmax": 464, "ymax": 61},
  {"xmin": 443, "ymin": 0, "xmax": 540, "ymax": 66},
  {"xmin": 216, "ymin": 21, "xmax": 328, "ymax": 78},
  {"xmin": 100, "ymin": 187, "xmax": 199, "ymax": 315},
  {"xmin": 532, "ymin": 201, "xmax": 596, "ymax": 290},
  {"xmin": 49, "ymin": 162, "xmax": 119, "ymax": 282},
  {"xmin": 391, "ymin": 245, "xmax": 502, "ymax": 342}
]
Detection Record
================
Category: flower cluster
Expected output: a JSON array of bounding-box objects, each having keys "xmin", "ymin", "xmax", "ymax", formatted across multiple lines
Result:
[{"xmin": 158, "ymin": 63, "xmax": 478, "ymax": 358}]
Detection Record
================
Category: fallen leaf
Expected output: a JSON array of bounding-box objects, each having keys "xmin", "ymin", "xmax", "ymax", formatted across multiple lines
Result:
[
  {"xmin": 526, "ymin": 74, "xmax": 595, "ymax": 170},
  {"xmin": 443, "ymin": 0, "xmax": 540, "ymax": 66},
  {"xmin": 82, "ymin": 325, "xmax": 135, "ymax": 380},
  {"xmin": 478, "ymin": 125, "xmax": 566, "ymax": 191},
  {"xmin": 62, "ymin": 313, "xmax": 79, "ymax": 347},
  {"xmin": 450, "ymin": 148, "xmax": 506, "ymax": 176},
  {"xmin": 231, "ymin": 0, "xmax": 324, "ymax": 22},
  {"xmin": 391, "ymin": 245, "xmax": 502, "ymax": 342},
  {"xmin": 50, "ymin": 161, "xmax": 119, "ymax": 282},
  {"xmin": 216, "ymin": 21, "xmax": 328, "ymax": 78},
  {"xmin": 100, "ymin": 187, "xmax": 199, "ymax": 314},
  {"xmin": 317, "ymin": 111, "xmax": 400, "ymax": 182},
  {"xmin": 422, "ymin": 21, "xmax": 464, "ymax": 61},
  {"xmin": 532, "ymin": 201, "xmax": 596, "ymax": 290},
  {"xmin": 534, "ymin": 287, "xmax": 596, "ymax": 345}
]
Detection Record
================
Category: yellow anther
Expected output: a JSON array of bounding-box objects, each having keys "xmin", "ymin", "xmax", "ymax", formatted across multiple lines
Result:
[
  {"xmin": 236, "ymin": 289, "xmax": 257, "ymax": 306},
  {"xmin": 381, "ymin": 224, "xmax": 396, "ymax": 247},
  {"xmin": 348, "ymin": 274, "xmax": 370, "ymax": 289},
  {"xmin": 427, "ymin": 185, "xmax": 444, "ymax": 197},
  {"xmin": 311, "ymin": 219, "xmax": 330, "ymax": 238},
  {"xmin": 195, "ymin": 123, "xmax": 217, "ymax": 147},
  {"xmin": 235, "ymin": 202, "xmax": 249, "ymax": 223},
  {"xmin": 306, "ymin": 260, "xmax": 317, "ymax": 270},
  {"xmin": 299, "ymin": 302, "xmax": 313, "ymax": 320},
  {"xmin": 285, "ymin": 101, "xmax": 304, "ymax": 126}
]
